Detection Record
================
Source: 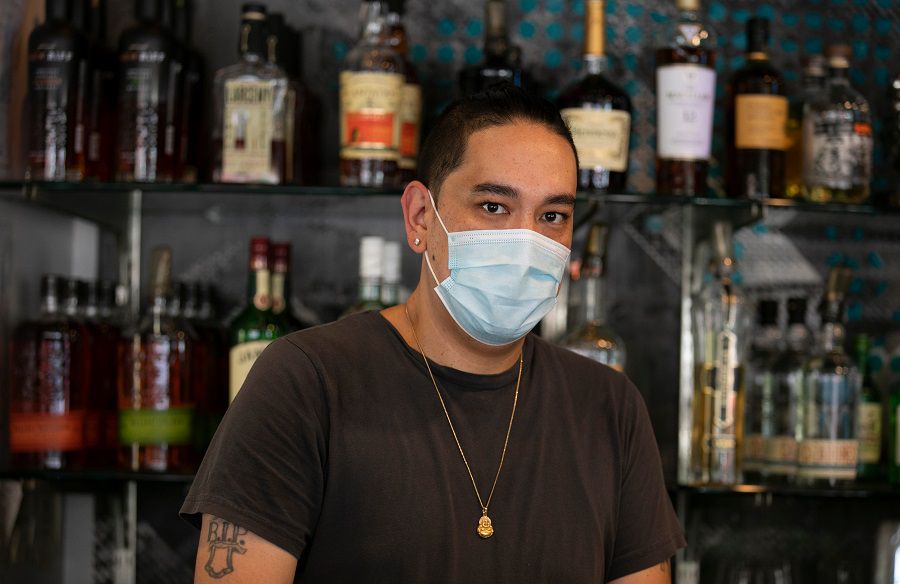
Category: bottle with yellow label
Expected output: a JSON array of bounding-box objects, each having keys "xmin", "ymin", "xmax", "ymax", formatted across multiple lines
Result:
[
  {"xmin": 228, "ymin": 237, "xmax": 282, "ymax": 403},
  {"xmin": 556, "ymin": 0, "xmax": 632, "ymax": 194},
  {"xmin": 726, "ymin": 17, "xmax": 787, "ymax": 199}
]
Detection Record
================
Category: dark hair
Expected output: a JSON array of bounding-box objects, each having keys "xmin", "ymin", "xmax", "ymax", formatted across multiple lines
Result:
[{"xmin": 417, "ymin": 83, "xmax": 578, "ymax": 198}]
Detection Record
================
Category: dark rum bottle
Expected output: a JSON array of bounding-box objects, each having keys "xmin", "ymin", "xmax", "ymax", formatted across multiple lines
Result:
[
  {"xmin": 726, "ymin": 18, "xmax": 787, "ymax": 199},
  {"xmin": 557, "ymin": 0, "xmax": 632, "ymax": 194},
  {"xmin": 26, "ymin": 0, "xmax": 88, "ymax": 181},
  {"xmin": 655, "ymin": 0, "xmax": 716, "ymax": 197},
  {"xmin": 459, "ymin": 0, "xmax": 529, "ymax": 95}
]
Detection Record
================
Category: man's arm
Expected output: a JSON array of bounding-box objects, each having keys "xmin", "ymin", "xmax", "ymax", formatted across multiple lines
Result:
[
  {"xmin": 608, "ymin": 560, "xmax": 671, "ymax": 584},
  {"xmin": 194, "ymin": 514, "xmax": 297, "ymax": 583}
]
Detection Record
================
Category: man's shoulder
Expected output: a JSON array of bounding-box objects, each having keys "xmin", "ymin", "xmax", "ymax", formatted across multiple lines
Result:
[{"xmin": 277, "ymin": 311, "xmax": 390, "ymax": 363}]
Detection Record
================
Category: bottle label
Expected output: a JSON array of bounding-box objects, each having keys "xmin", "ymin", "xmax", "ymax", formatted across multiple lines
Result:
[
  {"xmin": 559, "ymin": 108, "xmax": 631, "ymax": 172},
  {"xmin": 763, "ymin": 436, "xmax": 797, "ymax": 475},
  {"xmin": 742, "ymin": 433, "xmax": 766, "ymax": 471},
  {"xmin": 271, "ymin": 272, "xmax": 286, "ymax": 315},
  {"xmin": 10, "ymin": 411, "xmax": 86, "ymax": 452},
  {"xmin": 802, "ymin": 112, "xmax": 872, "ymax": 190},
  {"xmin": 735, "ymin": 94, "xmax": 788, "ymax": 150},
  {"xmin": 857, "ymin": 402, "xmax": 882, "ymax": 464},
  {"xmin": 119, "ymin": 407, "xmax": 194, "ymax": 445},
  {"xmin": 254, "ymin": 268, "xmax": 271, "ymax": 311},
  {"xmin": 656, "ymin": 64, "xmax": 716, "ymax": 160},
  {"xmin": 399, "ymin": 83, "xmax": 423, "ymax": 170},
  {"xmin": 28, "ymin": 47, "xmax": 79, "ymax": 179},
  {"xmin": 222, "ymin": 79, "xmax": 278, "ymax": 183},
  {"xmin": 339, "ymin": 71, "xmax": 404, "ymax": 161},
  {"xmin": 118, "ymin": 48, "xmax": 172, "ymax": 181},
  {"xmin": 229, "ymin": 340, "xmax": 273, "ymax": 402},
  {"xmin": 796, "ymin": 439, "xmax": 858, "ymax": 479}
]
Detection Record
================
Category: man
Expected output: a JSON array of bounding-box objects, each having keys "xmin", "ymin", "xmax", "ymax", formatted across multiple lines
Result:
[{"xmin": 181, "ymin": 84, "xmax": 685, "ymax": 583}]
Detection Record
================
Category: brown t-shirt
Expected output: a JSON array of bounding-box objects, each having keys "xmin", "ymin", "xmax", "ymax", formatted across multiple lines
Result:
[{"xmin": 181, "ymin": 311, "xmax": 685, "ymax": 582}]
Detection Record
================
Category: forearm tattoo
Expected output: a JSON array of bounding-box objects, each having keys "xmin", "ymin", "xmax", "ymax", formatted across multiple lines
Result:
[{"xmin": 204, "ymin": 517, "xmax": 248, "ymax": 578}]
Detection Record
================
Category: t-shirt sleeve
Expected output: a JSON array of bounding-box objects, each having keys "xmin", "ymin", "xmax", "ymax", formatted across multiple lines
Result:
[
  {"xmin": 606, "ymin": 379, "xmax": 686, "ymax": 581},
  {"xmin": 180, "ymin": 337, "xmax": 328, "ymax": 560}
]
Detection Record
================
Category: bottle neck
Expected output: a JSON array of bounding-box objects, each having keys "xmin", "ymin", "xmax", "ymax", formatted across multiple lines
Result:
[
  {"xmin": 46, "ymin": 0, "xmax": 71, "ymax": 22},
  {"xmin": 41, "ymin": 293, "xmax": 60, "ymax": 316},
  {"xmin": 248, "ymin": 258, "xmax": 272, "ymax": 311},
  {"xmin": 359, "ymin": 1, "xmax": 389, "ymax": 44},
  {"xmin": 828, "ymin": 65, "xmax": 850, "ymax": 83},
  {"xmin": 484, "ymin": 1, "xmax": 509, "ymax": 60},
  {"xmin": 239, "ymin": 20, "xmax": 268, "ymax": 60},
  {"xmin": 271, "ymin": 269, "xmax": 290, "ymax": 315},
  {"xmin": 785, "ymin": 323, "xmax": 811, "ymax": 352},
  {"xmin": 581, "ymin": 265, "xmax": 608, "ymax": 325},
  {"xmin": 820, "ymin": 321, "xmax": 845, "ymax": 353},
  {"xmin": 380, "ymin": 282, "xmax": 400, "ymax": 307}
]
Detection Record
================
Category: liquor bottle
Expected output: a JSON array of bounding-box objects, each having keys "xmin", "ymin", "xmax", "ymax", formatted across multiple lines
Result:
[
  {"xmin": 655, "ymin": 0, "xmax": 716, "ymax": 197},
  {"xmin": 764, "ymin": 297, "xmax": 811, "ymax": 483},
  {"xmin": 9, "ymin": 275, "xmax": 90, "ymax": 469},
  {"xmin": 183, "ymin": 282, "xmax": 227, "ymax": 449},
  {"xmin": 229, "ymin": 238, "xmax": 282, "ymax": 403},
  {"xmin": 266, "ymin": 13, "xmax": 301, "ymax": 185},
  {"xmin": 855, "ymin": 335, "xmax": 883, "ymax": 480},
  {"xmin": 802, "ymin": 44, "xmax": 872, "ymax": 204},
  {"xmin": 164, "ymin": 0, "xmax": 203, "ymax": 182},
  {"xmin": 271, "ymin": 242, "xmax": 305, "ymax": 332},
  {"xmin": 116, "ymin": 0, "xmax": 182, "ymax": 182},
  {"xmin": 83, "ymin": 279, "xmax": 120, "ymax": 466},
  {"xmin": 339, "ymin": 0, "xmax": 405, "ymax": 187},
  {"xmin": 342, "ymin": 236, "xmax": 387, "ymax": 316},
  {"xmin": 387, "ymin": 0, "xmax": 422, "ymax": 183},
  {"xmin": 459, "ymin": 0, "xmax": 529, "ymax": 95},
  {"xmin": 26, "ymin": 0, "xmax": 88, "ymax": 181},
  {"xmin": 380, "ymin": 241, "xmax": 402, "ymax": 307},
  {"xmin": 743, "ymin": 299, "xmax": 780, "ymax": 483},
  {"xmin": 212, "ymin": 4, "xmax": 288, "ymax": 184},
  {"xmin": 797, "ymin": 267, "xmax": 859, "ymax": 486},
  {"xmin": 80, "ymin": 0, "xmax": 117, "ymax": 181},
  {"xmin": 119, "ymin": 247, "xmax": 196, "ymax": 471},
  {"xmin": 726, "ymin": 18, "xmax": 787, "ymax": 199},
  {"xmin": 690, "ymin": 222, "xmax": 746, "ymax": 484},
  {"xmin": 556, "ymin": 0, "xmax": 632, "ymax": 194},
  {"xmin": 785, "ymin": 55, "xmax": 826, "ymax": 199},
  {"xmin": 294, "ymin": 26, "xmax": 323, "ymax": 186},
  {"xmin": 561, "ymin": 222, "xmax": 626, "ymax": 371}
]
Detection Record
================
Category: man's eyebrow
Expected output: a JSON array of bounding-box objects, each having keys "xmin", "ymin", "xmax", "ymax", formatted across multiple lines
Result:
[
  {"xmin": 544, "ymin": 194, "xmax": 576, "ymax": 207},
  {"xmin": 470, "ymin": 182, "xmax": 519, "ymax": 198}
]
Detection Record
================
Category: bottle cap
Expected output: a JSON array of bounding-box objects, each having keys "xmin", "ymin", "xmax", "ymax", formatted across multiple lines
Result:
[
  {"xmin": 382, "ymin": 241, "xmax": 402, "ymax": 284},
  {"xmin": 711, "ymin": 222, "xmax": 734, "ymax": 263},
  {"xmin": 271, "ymin": 242, "xmax": 291, "ymax": 274},
  {"xmin": 241, "ymin": 2, "xmax": 267, "ymax": 20},
  {"xmin": 584, "ymin": 0, "xmax": 605, "ymax": 58},
  {"xmin": 757, "ymin": 299, "xmax": 778, "ymax": 326},
  {"xmin": 676, "ymin": 0, "xmax": 701, "ymax": 11},
  {"xmin": 359, "ymin": 236, "xmax": 385, "ymax": 280},
  {"xmin": 249, "ymin": 237, "xmax": 271, "ymax": 270},
  {"xmin": 825, "ymin": 44, "xmax": 851, "ymax": 69}
]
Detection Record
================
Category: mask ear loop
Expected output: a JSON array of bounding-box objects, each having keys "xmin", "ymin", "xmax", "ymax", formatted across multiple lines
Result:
[{"xmin": 424, "ymin": 190, "xmax": 450, "ymax": 286}]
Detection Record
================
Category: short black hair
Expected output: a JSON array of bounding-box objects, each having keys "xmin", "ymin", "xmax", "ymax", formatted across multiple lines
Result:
[{"xmin": 417, "ymin": 83, "xmax": 578, "ymax": 198}]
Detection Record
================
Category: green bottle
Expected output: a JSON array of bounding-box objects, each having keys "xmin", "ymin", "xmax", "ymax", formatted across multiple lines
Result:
[
  {"xmin": 270, "ymin": 242, "xmax": 305, "ymax": 333},
  {"xmin": 890, "ymin": 356, "xmax": 900, "ymax": 485},
  {"xmin": 229, "ymin": 237, "xmax": 282, "ymax": 403},
  {"xmin": 855, "ymin": 335, "xmax": 883, "ymax": 480}
]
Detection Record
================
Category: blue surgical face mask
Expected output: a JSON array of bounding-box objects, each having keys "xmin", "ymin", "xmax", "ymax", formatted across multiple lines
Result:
[{"xmin": 424, "ymin": 191, "xmax": 571, "ymax": 346}]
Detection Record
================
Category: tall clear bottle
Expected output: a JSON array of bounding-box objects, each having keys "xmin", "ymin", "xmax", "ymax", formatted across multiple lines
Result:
[
  {"xmin": 742, "ymin": 299, "xmax": 781, "ymax": 483},
  {"xmin": 212, "ymin": 4, "xmax": 288, "ymax": 184},
  {"xmin": 690, "ymin": 222, "xmax": 747, "ymax": 484},
  {"xmin": 380, "ymin": 241, "xmax": 403, "ymax": 308},
  {"xmin": 785, "ymin": 56, "xmax": 826, "ymax": 199},
  {"xmin": 561, "ymin": 222, "xmax": 626, "ymax": 371},
  {"xmin": 797, "ymin": 267, "xmax": 859, "ymax": 486},
  {"xmin": 556, "ymin": 0, "xmax": 632, "ymax": 194},
  {"xmin": 459, "ymin": 0, "xmax": 529, "ymax": 95},
  {"xmin": 342, "ymin": 236, "xmax": 386, "ymax": 316},
  {"xmin": 764, "ymin": 297, "xmax": 811, "ymax": 483},
  {"xmin": 339, "ymin": 0, "xmax": 405, "ymax": 187},
  {"xmin": 802, "ymin": 44, "xmax": 872, "ymax": 204},
  {"xmin": 655, "ymin": 0, "xmax": 716, "ymax": 197}
]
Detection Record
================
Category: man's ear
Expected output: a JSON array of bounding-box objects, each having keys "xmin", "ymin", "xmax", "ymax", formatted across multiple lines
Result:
[{"xmin": 401, "ymin": 180, "xmax": 430, "ymax": 254}]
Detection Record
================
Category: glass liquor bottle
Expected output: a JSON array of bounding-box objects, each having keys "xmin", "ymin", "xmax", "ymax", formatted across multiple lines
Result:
[
  {"xmin": 119, "ymin": 247, "xmax": 196, "ymax": 472},
  {"xmin": 561, "ymin": 222, "xmax": 626, "ymax": 371},
  {"xmin": 267, "ymin": 13, "xmax": 305, "ymax": 185},
  {"xmin": 743, "ymin": 299, "xmax": 781, "ymax": 483},
  {"xmin": 229, "ymin": 237, "xmax": 282, "ymax": 403},
  {"xmin": 342, "ymin": 236, "xmax": 387, "ymax": 316},
  {"xmin": 380, "ymin": 241, "xmax": 402, "ymax": 308},
  {"xmin": 655, "ymin": 0, "xmax": 716, "ymax": 197},
  {"xmin": 802, "ymin": 44, "xmax": 872, "ymax": 204},
  {"xmin": 164, "ymin": 0, "xmax": 204, "ymax": 182},
  {"xmin": 459, "ymin": 0, "xmax": 528, "ymax": 95},
  {"xmin": 26, "ymin": 0, "xmax": 88, "ymax": 181},
  {"xmin": 81, "ymin": 0, "xmax": 117, "ymax": 182},
  {"xmin": 339, "ymin": 0, "xmax": 405, "ymax": 187},
  {"xmin": 764, "ymin": 297, "xmax": 811, "ymax": 483},
  {"xmin": 785, "ymin": 56, "xmax": 826, "ymax": 199},
  {"xmin": 9, "ymin": 275, "xmax": 89, "ymax": 470},
  {"xmin": 797, "ymin": 267, "xmax": 859, "ymax": 486},
  {"xmin": 387, "ymin": 0, "xmax": 422, "ymax": 183},
  {"xmin": 855, "ymin": 335, "xmax": 883, "ymax": 480},
  {"xmin": 556, "ymin": 0, "xmax": 632, "ymax": 194},
  {"xmin": 690, "ymin": 222, "xmax": 747, "ymax": 484},
  {"xmin": 212, "ymin": 4, "xmax": 287, "ymax": 184},
  {"xmin": 726, "ymin": 18, "xmax": 787, "ymax": 199},
  {"xmin": 271, "ymin": 242, "xmax": 305, "ymax": 333},
  {"xmin": 183, "ymin": 282, "xmax": 227, "ymax": 450}
]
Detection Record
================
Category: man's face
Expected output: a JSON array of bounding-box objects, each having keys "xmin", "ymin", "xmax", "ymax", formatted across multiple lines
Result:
[{"xmin": 427, "ymin": 121, "xmax": 577, "ymax": 279}]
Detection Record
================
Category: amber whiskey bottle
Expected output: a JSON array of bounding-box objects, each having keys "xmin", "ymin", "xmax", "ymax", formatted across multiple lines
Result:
[
  {"xmin": 655, "ymin": 0, "xmax": 716, "ymax": 197},
  {"xmin": 78, "ymin": 0, "xmax": 117, "ymax": 181},
  {"xmin": 387, "ymin": 0, "xmax": 422, "ymax": 183}
]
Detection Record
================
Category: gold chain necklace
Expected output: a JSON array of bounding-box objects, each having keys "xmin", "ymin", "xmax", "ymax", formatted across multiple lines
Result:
[{"xmin": 404, "ymin": 304, "xmax": 522, "ymax": 539}]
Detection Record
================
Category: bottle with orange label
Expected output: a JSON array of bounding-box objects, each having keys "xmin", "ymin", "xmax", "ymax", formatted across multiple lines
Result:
[
  {"xmin": 386, "ymin": 0, "xmax": 421, "ymax": 183},
  {"xmin": 339, "ymin": 0, "xmax": 405, "ymax": 187},
  {"xmin": 9, "ymin": 275, "xmax": 90, "ymax": 470},
  {"xmin": 726, "ymin": 17, "xmax": 787, "ymax": 199}
]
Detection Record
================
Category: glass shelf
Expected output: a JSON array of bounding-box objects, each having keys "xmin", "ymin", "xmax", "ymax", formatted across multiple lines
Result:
[{"xmin": 677, "ymin": 481, "xmax": 900, "ymax": 499}]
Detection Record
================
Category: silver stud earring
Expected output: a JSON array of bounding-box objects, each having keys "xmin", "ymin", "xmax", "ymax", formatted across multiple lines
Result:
[{"xmin": 414, "ymin": 238, "xmax": 421, "ymax": 246}]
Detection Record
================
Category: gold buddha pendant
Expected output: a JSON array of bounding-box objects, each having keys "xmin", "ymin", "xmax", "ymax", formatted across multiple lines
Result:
[{"xmin": 476, "ymin": 513, "xmax": 494, "ymax": 538}]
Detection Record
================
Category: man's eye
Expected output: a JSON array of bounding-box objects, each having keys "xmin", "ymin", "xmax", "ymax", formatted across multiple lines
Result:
[
  {"xmin": 543, "ymin": 211, "xmax": 567, "ymax": 224},
  {"xmin": 481, "ymin": 202, "xmax": 507, "ymax": 214}
]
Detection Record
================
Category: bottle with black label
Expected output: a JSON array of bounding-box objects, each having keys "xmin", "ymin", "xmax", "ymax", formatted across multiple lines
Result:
[
  {"xmin": 556, "ymin": 0, "xmax": 632, "ymax": 194},
  {"xmin": 802, "ymin": 44, "xmax": 872, "ymax": 204},
  {"xmin": 27, "ymin": 0, "xmax": 89, "ymax": 181},
  {"xmin": 116, "ymin": 0, "xmax": 182, "ymax": 182},
  {"xmin": 726, "ymin": 18, "xmax": 787, "ymax": 199}
]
